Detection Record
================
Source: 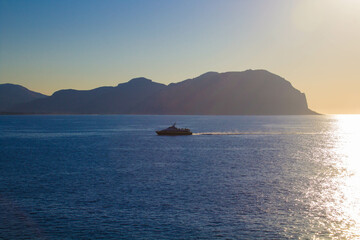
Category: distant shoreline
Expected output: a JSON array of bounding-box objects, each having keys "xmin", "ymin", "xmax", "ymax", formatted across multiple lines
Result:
[
  {"xmin": 1, "ymin": 70, "xmax": 318, "ymax": 116},
  {"xmin": 0, "ymin": 112, "xmax": 320, "ymax": 116}
]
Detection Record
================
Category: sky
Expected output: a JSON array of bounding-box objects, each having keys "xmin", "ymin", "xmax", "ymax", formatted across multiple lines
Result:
[{"xmin": 0, "ymin": 0, "xmax": 359, "ymax": 114}]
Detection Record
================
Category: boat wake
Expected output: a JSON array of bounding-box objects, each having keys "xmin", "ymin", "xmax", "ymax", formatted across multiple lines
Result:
[{"xmin": 193, "ymin": 132, "xmax": 317, "ymax": 136}]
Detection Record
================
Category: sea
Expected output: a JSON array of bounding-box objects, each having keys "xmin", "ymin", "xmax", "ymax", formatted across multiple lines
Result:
[{"xmin": 1, "ymin": 115, "xmax": 360, "ymax": 239}]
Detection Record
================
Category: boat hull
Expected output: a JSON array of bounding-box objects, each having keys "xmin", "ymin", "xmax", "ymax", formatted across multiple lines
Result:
[{"xmin": 156, "ymin": 131, "xmax": 192, "ymax": 136}]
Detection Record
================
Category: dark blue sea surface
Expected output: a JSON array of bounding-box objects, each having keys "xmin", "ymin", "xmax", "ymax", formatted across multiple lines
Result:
[{"xmin": 1, "ymin": 115, "xmax": 360, "ymax": 239}]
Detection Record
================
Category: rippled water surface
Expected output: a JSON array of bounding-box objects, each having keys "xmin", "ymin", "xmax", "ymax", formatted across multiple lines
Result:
[{"xmin": 1, "ymin": 115, "xmax": 360, "ymax": 239}]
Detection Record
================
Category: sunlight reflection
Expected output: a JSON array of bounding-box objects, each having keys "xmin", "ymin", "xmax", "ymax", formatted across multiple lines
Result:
[
  {"xmin": 331, "ymin": 115, "xmax": 360, "ymax": 238},
  {"xmin": 304, "ymin": 115, "xmax": 360, "ymax": 239}
]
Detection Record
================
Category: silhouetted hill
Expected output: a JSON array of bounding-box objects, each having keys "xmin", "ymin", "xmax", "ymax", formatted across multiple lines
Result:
[
  {"xmin": 12, "ymin": 78, "xmax": 166, "ymax": 114},
  {"xmin": 134, "ymin": 70, "xmax": 317, "ymax": 115},
  {"xmin": 7, "ymin": 70, "xmax": 318, "ymax": 115},
  {"xmin": 0, "ymin": 84, "xmax": 47, "ymax": 111}
]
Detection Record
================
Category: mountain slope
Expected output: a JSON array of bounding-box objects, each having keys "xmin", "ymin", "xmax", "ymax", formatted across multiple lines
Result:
[
  {"xmin": 133, "ymin": 70, "xmax": 316, "ymax": 115},
  {"xmin": 7, "ymin": 70, "xmax": 317, "ymax": 115},
  {"xmin": 11, "ymin": 78, "xmax": 166, "ymax": 114},
  {"xmin": 0, "ymin": 84, "xmax": 47, "ymax": 111}
]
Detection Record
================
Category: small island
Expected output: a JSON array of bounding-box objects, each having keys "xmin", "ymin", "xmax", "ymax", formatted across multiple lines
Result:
[{"xmin": 1, "ymin": 70, "xmax": 317, "ymax": 115}]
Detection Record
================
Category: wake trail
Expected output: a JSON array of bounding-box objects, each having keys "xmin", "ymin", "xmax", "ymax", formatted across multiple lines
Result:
[{"xmin": 193, "ymin": 132, "xmax": 318, "ymax": 136}]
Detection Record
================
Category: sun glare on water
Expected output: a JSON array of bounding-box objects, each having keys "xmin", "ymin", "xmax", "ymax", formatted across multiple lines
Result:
[
  {"xmin": 335, "ymin": 115, "xmax": 360, "ymax": 235},
  {"xmin": 336, "ymin": 115, "xmax": 360, "ymax": 170},
  {"xmin": 326, "ymin": 115, "xmax": 360, "ymax": 238},
  {"xmin": 300, "ymin": 115, "xmax": 360, "ymax": 238}
]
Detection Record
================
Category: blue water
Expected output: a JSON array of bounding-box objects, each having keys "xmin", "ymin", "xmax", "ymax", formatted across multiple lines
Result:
[{"xmin": 1, "ymin": 115, "xmax": 360, "ymax": 239}]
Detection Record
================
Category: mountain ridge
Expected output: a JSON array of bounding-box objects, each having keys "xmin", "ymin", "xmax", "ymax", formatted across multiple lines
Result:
[
  {"xmin": 2, "ymin": 70, "xmax": 318, "ymax": 115},
  {"xmin": 0, "ymin": 83, "xmax": 47, "ymax": 112}
]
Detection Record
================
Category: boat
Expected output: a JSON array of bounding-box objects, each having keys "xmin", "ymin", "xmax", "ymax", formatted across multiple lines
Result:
[{"xmin": 156, "ymin": 123, "xmax": 192, "ymax": 135}]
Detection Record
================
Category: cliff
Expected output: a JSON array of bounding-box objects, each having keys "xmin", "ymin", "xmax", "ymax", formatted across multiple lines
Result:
[{"xmin": 6, "ymin": 70, "xmax": 317, "ymax": 115}]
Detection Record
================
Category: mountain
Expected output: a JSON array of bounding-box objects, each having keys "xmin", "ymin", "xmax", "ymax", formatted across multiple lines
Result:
[
  {"xmin": 133, "ymin": 70, "xmax": 317, "ymax": 115},
  {"xmin": 0, "ymin": 84, "xmax": 47, "ymax": 112},
  {"xmin": 6, "ymin": 70, "xmax": 318, "ymax": 115},
  {"xmin": 11, "ymin": 78, "xmax": 166, "ymax": 114}
]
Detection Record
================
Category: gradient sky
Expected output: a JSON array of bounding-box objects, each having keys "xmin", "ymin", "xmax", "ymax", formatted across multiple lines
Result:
[{"xmin": 1, "ymin": 0, "xmax": 359, "ymax": 114}]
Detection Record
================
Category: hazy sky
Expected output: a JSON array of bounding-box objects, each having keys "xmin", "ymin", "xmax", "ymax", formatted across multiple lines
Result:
[{"xmin": 1, "ymin": 0, "xmax": 359, "ymax": 114}]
